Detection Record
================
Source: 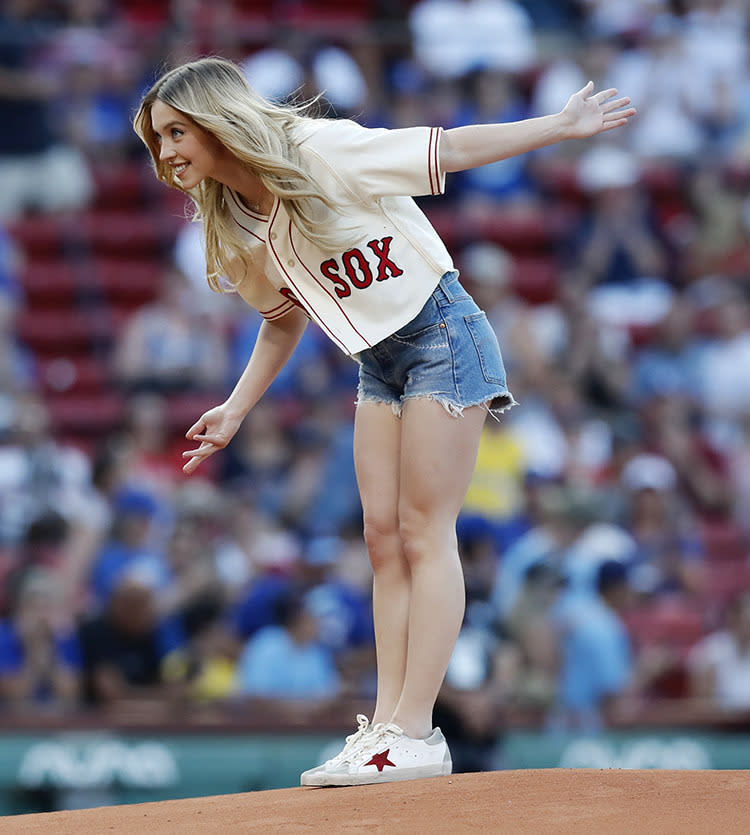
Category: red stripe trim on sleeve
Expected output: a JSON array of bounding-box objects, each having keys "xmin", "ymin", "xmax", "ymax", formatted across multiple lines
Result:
[
  {"xmin": 427, "ymin": 128, "xmax": 437, "ymax": 196},
  {"xmin": 431, "ymin": 127, "xmax": 441, "ymax": 195},
  {"xmin": 262, "ymin": 304, "xmax": 296, "ymax": 321},
  {"xmin": 260, "ymin": 299, "xmax": 295, "ymax": 317}
]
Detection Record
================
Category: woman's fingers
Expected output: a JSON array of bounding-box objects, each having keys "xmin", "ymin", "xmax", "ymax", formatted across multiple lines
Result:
[
  {"xmin": 191, "ymin": 432, "xmax": 225, "ymax": 446},
  {"xmin": 181, "ymin": 440, "xmax": 219, "ymax": 474},
  {"xmin": 186, "ymin": 418, "xmax": 206, "ymax": 439},
  {"xmin": 603, "ymin": 96, "xmax": 631, "ymax": 113}
]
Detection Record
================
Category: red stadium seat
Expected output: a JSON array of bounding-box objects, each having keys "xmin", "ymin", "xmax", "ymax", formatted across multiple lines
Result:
[
  {"xmin": 46, "ymin": 391, "xmax": 126, "ymax": 438},
  {"xmin": 624, "ymin": 600, "xmax": 707, "ymax": 651},
  {"xmin": 700, "ymin": 520, "xmax": 749, "ymax": 562},
  {"xmin": 511, "ymin": 255, "xmax": 558, "ymax": 304},
  {"xmin": 8, "ymin": 215, "xmax": 68, "ymax": 257},
  {"xmin": 93, "ymin": 258, "xmax": 162, "ymax": 309},
  {"xmin": 91, "ymin": 161, "xmax": 153, "ymax": 210},
  {"xmin": 75, "ymin": 210, "xmax": 180, "ymax": 256},
  {"xmin": 20, "ymin": 262, "xmax": 79, "ymax": 306},
  {"xmin": 701, "ymin": 560, "xmax": 750, "ymax": 605},
  {"xmin": 39, "ymin": 355, "xmax": 110, "ymax": 394},
  {"xmin": 16, "ymin": 307, "xmax": 115, "ymax": 357}
]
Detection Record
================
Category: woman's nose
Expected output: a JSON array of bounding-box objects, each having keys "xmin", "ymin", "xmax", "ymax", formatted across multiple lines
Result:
[{"xmin": 159, "ymin": 142, "xmax": 174, "ymax": 161}]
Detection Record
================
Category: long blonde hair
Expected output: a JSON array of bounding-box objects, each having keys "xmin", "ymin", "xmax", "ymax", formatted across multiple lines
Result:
[{"xmin": 133, "ymin": 57, "xmax": 345, "ymax": 291}]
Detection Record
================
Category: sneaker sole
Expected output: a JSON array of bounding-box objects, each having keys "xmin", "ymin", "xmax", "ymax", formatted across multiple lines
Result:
[
  {"xmin": 300, "ymin": 768, "xmax": 327, "ymax": 786},
  {"xmin": 315, "ymin": 756, "xmax": 452, "ymax": 787}
]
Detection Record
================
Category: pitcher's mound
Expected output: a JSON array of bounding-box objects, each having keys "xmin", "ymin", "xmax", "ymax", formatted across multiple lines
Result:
[{"xmin": 3, "ymin": 769, "xmax": 749, "ymax": 834}]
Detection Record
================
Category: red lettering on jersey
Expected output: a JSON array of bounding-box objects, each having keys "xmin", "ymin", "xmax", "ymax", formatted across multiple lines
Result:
[
  {"xmin": 367, "ymin": 237, "xmax": 404, "ymax": 281},
  {"xmin": 342, "ymin": 249, "xmax": 373, "ymax": 289},
  {"xmin": 320, "ymin": 258, "xmax": 351, "ymax": 299}
]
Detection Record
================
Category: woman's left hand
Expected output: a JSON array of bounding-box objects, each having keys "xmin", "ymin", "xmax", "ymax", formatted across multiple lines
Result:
[{"xmin": 561, "ymin": 81, "xmax": 636, "ymax": 139}]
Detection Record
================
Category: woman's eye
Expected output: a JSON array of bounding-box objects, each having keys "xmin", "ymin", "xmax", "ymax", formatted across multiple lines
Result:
[{"xmin": 171, "ymin": 128, "xmax": 183, "ymax": 138}]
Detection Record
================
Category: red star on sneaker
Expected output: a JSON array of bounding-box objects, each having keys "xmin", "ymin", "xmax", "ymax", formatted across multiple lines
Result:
[{"xmin": 364, "ymin": 749, "xmax": 396, "ymax": 772}]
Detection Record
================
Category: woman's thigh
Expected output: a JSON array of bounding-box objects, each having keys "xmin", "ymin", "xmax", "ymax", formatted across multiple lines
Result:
[
  {"xmin": 353, "ymin": 401, "xmax": 402, "ymax": 535},
  {"xmin": 398, "ymin": 398, "xmax": 487, "ymax": 528}
]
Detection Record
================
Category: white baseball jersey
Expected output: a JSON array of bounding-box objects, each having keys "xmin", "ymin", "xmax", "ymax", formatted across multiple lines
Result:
[{"xmin": 228, "ymin": 118, "xmax": 454, "ymax": 355}]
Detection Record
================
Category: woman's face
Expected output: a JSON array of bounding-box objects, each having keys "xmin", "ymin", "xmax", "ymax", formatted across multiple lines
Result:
[{"xmin": 150, "ymin": 99, "xmax": 226, "ymax": 189}]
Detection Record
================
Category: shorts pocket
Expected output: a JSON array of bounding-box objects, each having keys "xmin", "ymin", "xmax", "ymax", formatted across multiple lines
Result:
[
  {"xmin": 464, "ymin": 312, "xmax": 507, "ymax": 386},
  {"xmin": 391, "ymin": 320, "xmax": 448, "ymax": 349}
]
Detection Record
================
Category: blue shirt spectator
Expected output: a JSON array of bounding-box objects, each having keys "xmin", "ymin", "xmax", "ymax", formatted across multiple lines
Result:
[
  {"xmin": 555, "ymin": 560, "xmax": 633, "ymax": 730},
  {"xmin": 235, "ymin": 591, "xmax": 340, "ymax": 700}
]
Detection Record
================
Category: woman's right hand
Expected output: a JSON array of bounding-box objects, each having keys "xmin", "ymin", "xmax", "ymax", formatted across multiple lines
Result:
[{"xmin": 183, "ymin": 403, "xmax": 244, "ymax": 475}]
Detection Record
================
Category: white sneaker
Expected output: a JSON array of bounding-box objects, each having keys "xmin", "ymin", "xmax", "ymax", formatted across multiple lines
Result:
[
  {"xmin": 300, "ymin": 714, "xmax": 373, "ymax": 786},
  {"xmin": 317, "ymin": 722, "xmax": 452, "ymax": 786}
]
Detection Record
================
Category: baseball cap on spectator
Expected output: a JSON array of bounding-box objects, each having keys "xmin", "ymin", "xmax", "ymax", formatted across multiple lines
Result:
[
  {"xmin": 596, "ymin": 558, "xmax": 629, "ymax": 593},
  {"xmin": 621, "ymin": 454, "xmax": 677, "ymax": 492},
  {"xmin": 113, "ymin": 487, "xmax": 159, "ymax": 517}
]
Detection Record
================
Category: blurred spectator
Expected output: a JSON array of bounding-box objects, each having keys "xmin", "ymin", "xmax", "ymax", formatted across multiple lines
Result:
[
  {"xmin": 88, "ymin": 486, "xmax": 169, "ymax": 604},
  {"xmin": 113, "ymin": 266, "xmax": 229, "ymax": 393},
  {"xmin": 687, "ymin": 591, "xmax": 750, "ymax": 712},
  {"xmin": 298, "ymin": 535, "xmax": 374, "ymax": 697},
  {"xmin": 120, "ymin": 392, "xmax": 198, "ymax": 493},
  {"xmin": 641, "ymin": 395, "xmax": 734, "ymax": 522},
  {"xmin": 617, "ymin": 453, "xmax": 704, "ymax": 598},
  {"xmin": 0, "ymin": 226, "xmax": 36, "ymax": 397},
  {"xmin": 0, "ymin": 392, "xmax": 91, "ymax": 546},
  {"xmin": 78, "ymin": 576, "xmax": 181, "ymax": 706},
  {"xmin": 491, "ymin": 484, "xmax": 596, "ymax": 621},
  {"xmin": 242, "ymin": 33, "xmax": 368, "ymax": 118},
  {"xmin": 690, "ymin": 279, "xmax": 750, "ymax": 420},
  {"xmin": 452, "ymin": 70, "xmax": 532, "ymax": 205},
  {"xmin": 682, "ymin": 162, "xmax": 750, "ymax": 281},
  {"xmin": 572, "ymin": 146, "xmax": 672, "ymax": 318},
  {"xmin": 234, "ymin": 587, "xmax": 340, "ymax": 703},
  {"xmin": 408, "ymin": 0, "xmax": 536, "ymax": 80},
  {"xmin": 502, "ymin": 560, "xmax": 563, "ymax": 713},
  {"xmin": 50, "ymin": 0, "xmax": 141, "ymax": 161},
  {"xmin": 159, "ymin": 516, "xmax": 224, "ymax": 626},
  {"xmin": 629, "ymin": 296, "xmax": 702, "ymax": 405},
  {"xmin": 607, "ymin": 14, "xmax": 704, "ymax": 160},
  {"xmin": 162, "ymin": 595, "xmax": 238, "ymax": 704},
  {"xmin": 553, "ymin": 559, "xmax": 635, "ymax": 730},
  {"xmin": 0, "ymin": 568, "xmax": 80, "ymax": 709},
  {"xmin": 0, "ymin": 0, "xmax": 92, "ymax": 220}
]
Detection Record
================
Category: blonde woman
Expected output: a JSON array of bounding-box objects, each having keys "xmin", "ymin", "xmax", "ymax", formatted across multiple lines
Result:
[{"xmin": 134, "ymin": 57, "xmax": 634, "ymax": 786}]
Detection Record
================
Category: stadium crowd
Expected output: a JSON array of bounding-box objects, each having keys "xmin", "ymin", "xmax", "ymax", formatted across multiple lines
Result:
[{"xmin": 2, "ymin": 0, "xmax": 750, "ymax": 770}]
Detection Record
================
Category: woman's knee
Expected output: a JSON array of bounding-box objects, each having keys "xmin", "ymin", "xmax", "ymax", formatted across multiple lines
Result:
[
  {"xmin": 398, "ymin": 507, "xmax": 454, "ymax": 567},
  {"xmin": 362, "ymin": 516, "xmax": 402, "ymax": 573}
]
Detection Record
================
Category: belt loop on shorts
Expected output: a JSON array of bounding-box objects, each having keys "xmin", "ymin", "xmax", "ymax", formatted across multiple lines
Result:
[{"xmin": 436, "ymin": 270, "xmax": 458, "ymax": 303}]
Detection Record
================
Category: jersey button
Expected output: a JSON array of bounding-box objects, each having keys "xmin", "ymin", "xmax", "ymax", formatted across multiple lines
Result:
[
  {"xmin": 287, "ymin": 259, "xmax": 295, "ymax": 267},
  {"xmin": 270, "ymin": 232, "xmax": 277, "ymax": 240}
]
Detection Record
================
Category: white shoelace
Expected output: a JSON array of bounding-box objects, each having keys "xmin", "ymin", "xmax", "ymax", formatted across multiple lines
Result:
[{"xmin": 327, "ymin": 714, "xmax": 372, "ymax": 765}]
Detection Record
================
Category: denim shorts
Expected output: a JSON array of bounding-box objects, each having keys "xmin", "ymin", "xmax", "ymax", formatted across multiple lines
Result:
[{"xmin": 355, "ymin": 271, "xmax": 516, "ymax": 419}]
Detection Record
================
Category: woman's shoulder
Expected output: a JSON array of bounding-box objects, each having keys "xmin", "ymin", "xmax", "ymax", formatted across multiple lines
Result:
[{"xmin": 294, "ymin": 117, "xmax": 368, "ymax": 151}]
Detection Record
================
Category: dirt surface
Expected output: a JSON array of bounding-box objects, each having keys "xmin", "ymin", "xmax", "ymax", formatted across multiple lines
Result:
[{"xmin": 3, "ymin": 769, "xmax": 749, "ymax": 834}]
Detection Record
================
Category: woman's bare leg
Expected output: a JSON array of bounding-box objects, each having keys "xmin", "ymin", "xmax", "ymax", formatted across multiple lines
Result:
[
  {"xmin": 353, "ymin": 402, "xmax": 409, "ymax": 726},
  {"xmin": 390, "ymin": 399, "xmax": 487, "ymax": 739}
]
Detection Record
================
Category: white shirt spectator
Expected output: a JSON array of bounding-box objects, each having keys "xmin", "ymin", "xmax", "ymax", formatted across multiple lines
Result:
[
  {"xmin": 688, "ymin": 630, "xmax": 750, "ymax": 711},
  {"xmin": 409, "ymin": 0, "xmax": 536, "ymax": 79}
]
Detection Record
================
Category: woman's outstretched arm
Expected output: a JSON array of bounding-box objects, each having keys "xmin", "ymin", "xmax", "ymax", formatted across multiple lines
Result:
[
  {"xmin": 439, "ymin": 82, "xmax": 635, "ymax": 174},
  {"xmin": 182, "ymin": 307, "xmax": 308, "ymax": 474}
]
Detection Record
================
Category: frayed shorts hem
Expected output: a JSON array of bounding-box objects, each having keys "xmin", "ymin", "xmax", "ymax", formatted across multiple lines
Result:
[{"xmin": 355, "ymin": 391, "xmax": 518, "ymax": 421}]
